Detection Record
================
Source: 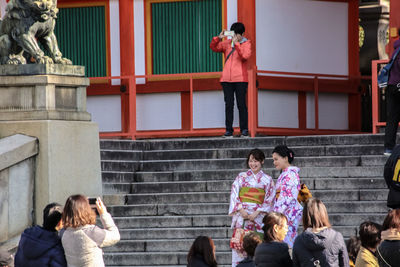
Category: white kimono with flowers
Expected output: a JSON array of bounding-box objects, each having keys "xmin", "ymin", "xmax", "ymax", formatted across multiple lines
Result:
[{"xmin": 229, "ymin": 170, "xmax": 275, "ymax": 266}]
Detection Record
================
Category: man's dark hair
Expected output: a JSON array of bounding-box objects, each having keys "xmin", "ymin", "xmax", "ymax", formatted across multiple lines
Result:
[
  {"xmin": 242, "ymin": 232, "xmax": 262, "ymax": 257},
  {"xmin": 43, "ymin": 203, "xmax": 63, "ymax": 231},
  {"xmin": 230, "ymin": 22, "xmax": 245, "ymax": 35},
  {"xmin": 359, "ymin": 221, "xmax": 381, "ymax": 249}
]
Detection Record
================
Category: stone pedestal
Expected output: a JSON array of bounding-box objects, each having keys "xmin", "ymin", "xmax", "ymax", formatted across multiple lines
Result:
[{"xmin": 0, "ymin": 65, "xmax": 102, "ymax": 225}]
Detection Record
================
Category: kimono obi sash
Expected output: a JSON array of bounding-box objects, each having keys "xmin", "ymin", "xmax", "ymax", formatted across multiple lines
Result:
[{"xmin": 239, "ymin": 187, "xmax": 265, "ymax": 204}]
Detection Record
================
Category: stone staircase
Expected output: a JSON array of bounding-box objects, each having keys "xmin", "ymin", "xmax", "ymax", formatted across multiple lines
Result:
[{"xmin": 100, "ymin": 134, "xmax": 390, "ymax": 267}]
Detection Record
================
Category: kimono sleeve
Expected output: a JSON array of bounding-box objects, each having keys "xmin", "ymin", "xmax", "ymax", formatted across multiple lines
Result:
[
  {"xmin": 274, "ymin": 171, "xmax": 299, "ymax": 214},
  {"xmin": 229, "ymin": 174, "xmax": 242, "ymax": 215},
  {"xmin": 256, "ymin": 175, "xmax": 275, "ymax": 213}
]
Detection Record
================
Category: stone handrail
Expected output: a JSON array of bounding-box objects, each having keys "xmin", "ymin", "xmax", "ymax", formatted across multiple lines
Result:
[{"xmin": 0, "ymin": 134, "xmax": 38, "ymax": 250}]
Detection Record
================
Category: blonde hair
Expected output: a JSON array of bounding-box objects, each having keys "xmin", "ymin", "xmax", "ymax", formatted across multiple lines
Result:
[{"xmin": 302, "ymin": 198, "xmax": 331, "ymax": 230}]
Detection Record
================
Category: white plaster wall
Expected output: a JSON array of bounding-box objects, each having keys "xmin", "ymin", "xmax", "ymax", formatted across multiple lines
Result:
[
  {"xmin": 258, "ymin": 91, "xmax": 298, "ymax": 128},
  {"xmin": 256, "ymin": 0, "xmax": 348, "ymax": 75},
  {"xmin": 109, "ymin": 0, "xmax": 121, "ymax": 85},
  {"xmin": 226, "ymin": 0, "xmax": 237, "ymax": 29},
  {"xmin": 136, "ymin": 93, "xmax": 181, "ymax": 130},
  {"xmin": 193, "ymin": 91, "xmax": 239, "ymax": 129},
  {"xmin": 87, "ymin": 95, "xmax": 122, "ymax": 132},
  {"xmin": 306, "ymin": 92, "xmax": 348, "ymax": 130}
]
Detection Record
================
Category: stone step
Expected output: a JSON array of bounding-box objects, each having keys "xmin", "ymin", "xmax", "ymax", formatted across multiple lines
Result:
[
  {"xmin": 102, "ymin": 177, "xmax": 387, "ymax": 194},
  {"xmin": 111, "ymin": 213, "xmax": 387, "ymax": 230},
  {"xmin": 104, "ymin": 238, "xmax": 231, "ymax": 253},
  {"xmin": 103, "ymin": 166, "xmax": 384, "ymax": 183},
  {"xmin": 103, "ymin": 189, "xmax": 388, "ymax": 205},
  {"xmin": 102, "ymin": 156, "xmax": 385, "ymax": 172},
  {"xmin": 100, "ymin": 134, "xmax": 388, "ymax": 151},
  {"xmin": 106, "ymin": 201, "xmax": 387, "ymax": 217},
  {"xmin": 104, "ymin": 251, "xmax": 231, "ymax": 266},
  {"xmin": 100, "ymin": 144, "xmax": 384, "ymax": 161}
]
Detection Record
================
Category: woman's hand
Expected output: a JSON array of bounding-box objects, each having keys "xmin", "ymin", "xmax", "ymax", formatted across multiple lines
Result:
[
  {"xmin": 239, "ymin": 209, "xmax": 249, "ymax": 219},
  {"xmin": 248, "ymin": 210, "xmax": 260, "ymax": 221},
  {"xmin": 218, "ymin": 30, "xmax": 226, "ymax": 39},
  {"xmin": 96, "ymin": 197, "xmax": 107, "ymax": 215}
]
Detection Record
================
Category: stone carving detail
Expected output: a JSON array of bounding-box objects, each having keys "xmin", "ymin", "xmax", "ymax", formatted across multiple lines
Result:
[{"xmin": 0, "ymin": 0, "xmax": 72, "ymax": 65}]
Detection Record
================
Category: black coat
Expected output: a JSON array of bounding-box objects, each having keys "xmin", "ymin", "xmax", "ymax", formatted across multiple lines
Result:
[
  {"xmin": 292, "ymin": 228, "xmax": 349, "ymax": 267},
  {"xmin": 254, "ymin": 241, "xmax": 292, "ymax": 267},
  {"xmin": 377, "ymin": 240, "xmax": 400, "ymax": 267},
  {"xmin": 14, "ymin": 226, "xmax": 67, "ymax": 267},
  {"xmin": 187, "ymin": 254, "xmax": 215, "ymax": 267},
  {"xmin": 384, "ymin": 145, "xmax": 400, "ymax": 209},
  {"xmin": 238, "ymin": 257, "xmax": 256, "ymax": 267}
]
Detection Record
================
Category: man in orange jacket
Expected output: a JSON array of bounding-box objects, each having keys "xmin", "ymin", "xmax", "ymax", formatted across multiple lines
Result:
[{"xmin": 210, "ymin": 22, "xmax": 252, "ymax": 138}]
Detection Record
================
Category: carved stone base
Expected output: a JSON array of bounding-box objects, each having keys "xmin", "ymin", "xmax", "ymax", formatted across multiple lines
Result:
[{"xmin": 0, "ymin": 66, "xmax": 90, "ymax": 121}]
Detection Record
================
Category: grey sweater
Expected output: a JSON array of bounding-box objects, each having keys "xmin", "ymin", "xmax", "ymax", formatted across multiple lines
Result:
[{"xmin": 292, "ymin": 228, "xmax": 349, "ymax": 267}]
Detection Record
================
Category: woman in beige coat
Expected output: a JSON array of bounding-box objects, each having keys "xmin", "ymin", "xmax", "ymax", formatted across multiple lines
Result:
[{"xmin": 61, "ymin": 194, "xmax": 120, "ymax": 267}]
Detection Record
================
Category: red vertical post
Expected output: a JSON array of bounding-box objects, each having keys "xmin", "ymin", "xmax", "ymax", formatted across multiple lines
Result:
[
  {"xmin": 347, "ymin": 0, "xmax": 361, "ymax": 131},
  {"xmin": 189, "ymin": 75, "xmax": 194, "ymax": 131},
  {"xmin": 119, "ymin": 0, "xmax": 136, "ymax": 139},
  {"xmin": 371, "ymin": 60, "xmax": 380, "ymax": 134},
  {"xmin": 314, "ymin": 76, "xmax": 319, "ymax": 131},
  {"xmin": 237, "ymin": 0, "xmax": 257, "ymax": 136}
]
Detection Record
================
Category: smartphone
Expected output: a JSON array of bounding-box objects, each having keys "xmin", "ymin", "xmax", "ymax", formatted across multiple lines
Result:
[
  {"xmin": 88, "ymin": 197, "xmax": 99, "ymax": 215},
  {"xmin": 224, "ymin": 30, "xmax": 235, "ymax": 37}
]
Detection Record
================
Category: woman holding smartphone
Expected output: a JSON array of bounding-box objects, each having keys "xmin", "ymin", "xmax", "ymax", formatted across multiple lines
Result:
[{"xmin": 61, "ymin": 194, "xmax": 120, "ymax": 267}]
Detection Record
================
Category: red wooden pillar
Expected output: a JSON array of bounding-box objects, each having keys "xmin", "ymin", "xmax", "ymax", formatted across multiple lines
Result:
[
  {"xmin": 237, "ymin": 0, "xmax": 257, "ymax": 136},
  {"xmin": 119, "ymin": 0, "xmax": 135, "ymax": 135},
  {"xmin": 347, "ymin": 0, "xmax": 361, "ymax": 131}
]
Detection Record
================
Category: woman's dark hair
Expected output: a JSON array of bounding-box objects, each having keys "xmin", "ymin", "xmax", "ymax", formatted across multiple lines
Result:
[
  {"xmin": 262, "ymin": 212, "xmax": 288, "ymax": 242},
  {"xmin": 62, "ymin": 194, "xmax": 96, "ymax": 228},
  {"xmin": 187, "ymin": 236, "xmax": 217, "ymax": 267},
  {"xmin": 382, "ymin": 209, "xmax": 400, "ymax": 231},
  {"xmin": 272, "ymin": 145, "xmax": 295, "ymax": 163},
  {"xmin": 346, "ymin": 236, "xmax": 361, "ymax": 263},
  {"xmin": 358, "ymin": 221, "xmax": 381, "ymax": 249},
  {"xmin": 242, "ymin": 232, "xmax": 262, "ymax": 257},
  {"xmin": 302, "ymin": 198, "xmax": 331, "ymax": 230},
  {"xmin": 246, "ymin": 148, "xmax": 265, "ymax": 168},
  {"xmin": 230, "ymin": 22, "xmax": 245, "ymax": 35},
  {"xmin": 43, "ymin": 202, "xmax": 63, "ymax": 231}
]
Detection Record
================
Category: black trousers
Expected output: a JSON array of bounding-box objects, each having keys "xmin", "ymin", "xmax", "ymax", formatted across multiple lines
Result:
[
  {"xmin": 221, "ymin": 82, "xmax": 248, "ymax": 132},
  {"xmin": 385, "ymin": 84, "xmax": 400, "ymax": 150}
]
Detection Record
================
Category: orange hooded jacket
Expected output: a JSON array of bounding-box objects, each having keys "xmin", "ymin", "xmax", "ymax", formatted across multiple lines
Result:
[{"xmin": 210, "ymin": 36, "xmax": 252, "ymax": 83}]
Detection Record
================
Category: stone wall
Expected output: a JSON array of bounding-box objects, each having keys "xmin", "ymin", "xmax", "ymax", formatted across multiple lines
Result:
[{"xmin": 0, "ymin": 134, "xmax": 38, "ymax": 246}]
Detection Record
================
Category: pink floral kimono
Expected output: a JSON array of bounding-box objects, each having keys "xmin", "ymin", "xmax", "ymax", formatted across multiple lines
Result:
[
  {"xmin": 229, "ymin": 170, "xmax": 275, "ymax": 266},
  {"xmin": 273, "ymin": 166, "xmax": 303, "ymax": 248}
]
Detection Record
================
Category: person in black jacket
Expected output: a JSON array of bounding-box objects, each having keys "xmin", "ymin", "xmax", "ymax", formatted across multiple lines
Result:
[
  {"xmin": 254, "ymin": 212, "xmax": 292, "ymax": 267},
  {"xmin": 187, "ymin": 236, "xmax": 217, "ymax": 267},
  {"xmin": 238, "ymin": 232, "xmax": 262, "ymax": 267},
  {"xmin": 14, "ymin": 203, "xmax": 67, "ymax": 267},
  {"xmin": 384, "ymin": 145, "xmax": 400, "ymax": 209},
  {"xmin": 292, "ymin": 198, "xmax": 349, "ymax": 267},
  {"xmin": 377, "ymin": 209, "xmax": 400, "ymax": 267}
]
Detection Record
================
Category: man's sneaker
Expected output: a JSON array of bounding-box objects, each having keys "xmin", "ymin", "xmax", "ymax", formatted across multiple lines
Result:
[
  {"xmin": 241, "ymin": 129, "xmax": 249, "ymax": 137},
  {"xmin": 384, "ymin": 149, "xmax": 393, "ymax": 156},
  {"xmin": 223, "ymin": 131, "xmax": 233, "ymax": 138}
]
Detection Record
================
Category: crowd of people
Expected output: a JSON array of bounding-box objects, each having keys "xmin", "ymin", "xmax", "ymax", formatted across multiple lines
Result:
[
  {"xmin": 187, "ymin": 145, "xmax": 400, "ymax": 267},
  {"xmin": 1, "ymin": 194, "xmax": 120, "ymax": 267}
]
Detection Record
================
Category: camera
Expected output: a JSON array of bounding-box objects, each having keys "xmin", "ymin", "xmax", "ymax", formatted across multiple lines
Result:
[
  {"xmin": 224, "ymin": 30, "xmax": 235, "ymax": 37},
  {"xmin": 88, "ymin": 197, "xmax": 99, "ymax": 215}
]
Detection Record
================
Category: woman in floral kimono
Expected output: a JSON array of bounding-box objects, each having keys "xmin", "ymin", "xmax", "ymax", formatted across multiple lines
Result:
[
  {"xmin": 229, "ymin": 148, "xmax": 275, "ymax": 266},
  {"xmin": 272, "ymin": 145, "xmax": 303, "ymax": 248}
]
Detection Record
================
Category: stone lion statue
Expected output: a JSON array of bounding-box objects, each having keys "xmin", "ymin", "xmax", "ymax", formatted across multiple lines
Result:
[{"xmin": 0, "ymin": 0, "xmax": 72, "ymax": 64}]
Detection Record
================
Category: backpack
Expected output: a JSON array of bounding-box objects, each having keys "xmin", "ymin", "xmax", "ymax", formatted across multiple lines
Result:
[
  {"xmin": 384, "ymin": 145, "xmax": 400, "ymax": 191},
  {"xmin": 378, "ymin": 48, "xmax": 400, "ymax": 88}
]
